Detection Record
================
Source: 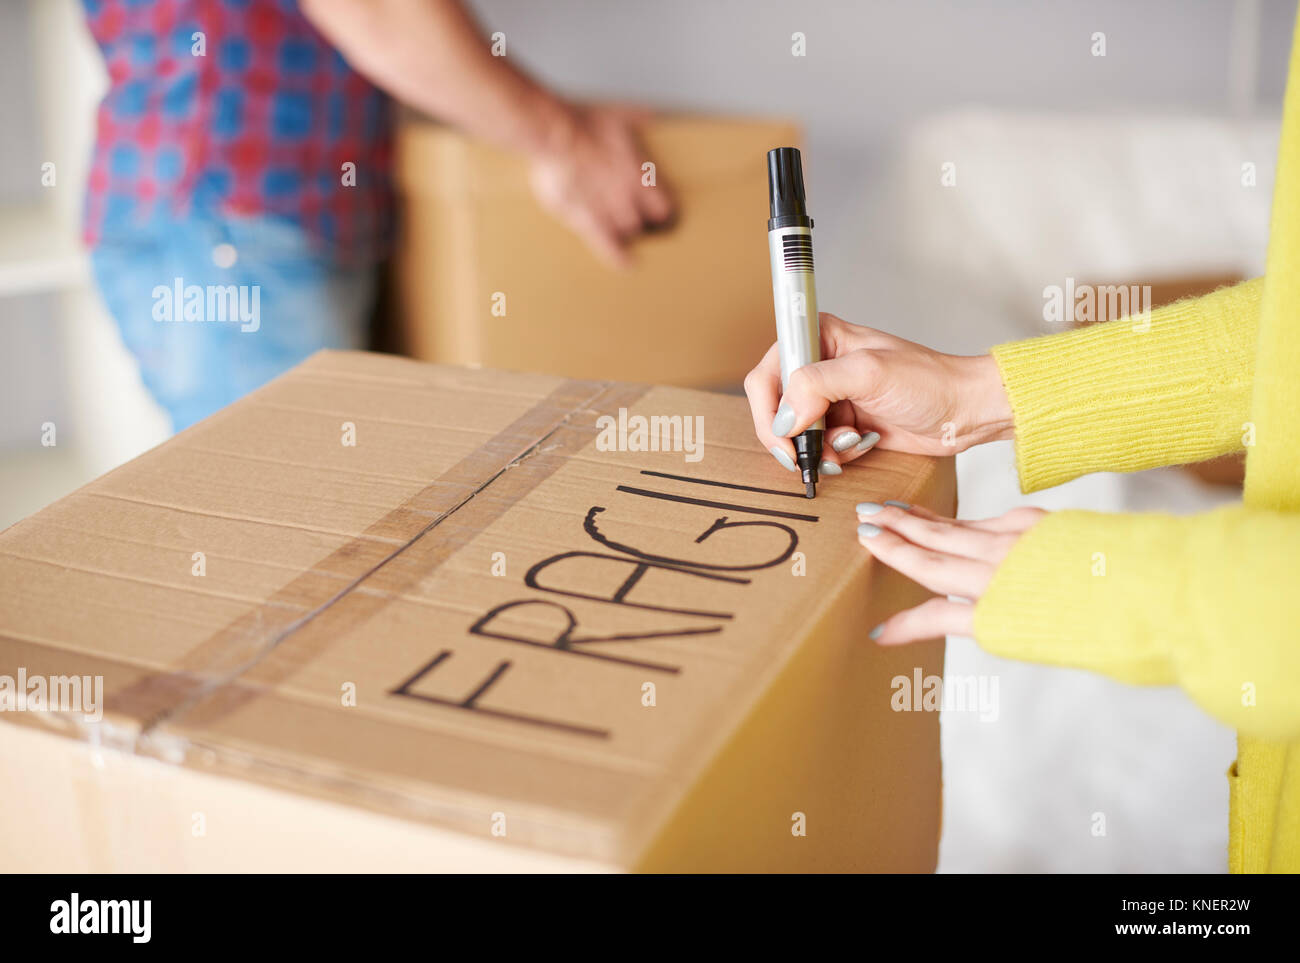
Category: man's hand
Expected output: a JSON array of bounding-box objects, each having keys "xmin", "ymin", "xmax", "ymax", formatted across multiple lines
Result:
[
  {"xmin": 302, "ymin": 0, "xmax": 674, "ymax": 268},
  {"xmin": 527, "ymin": 104, "xmax": 674, "ymax": 268}
]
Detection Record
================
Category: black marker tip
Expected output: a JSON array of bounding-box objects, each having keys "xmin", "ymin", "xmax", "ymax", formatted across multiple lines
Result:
[{"xmin": 805, "ymin": 480, "xmax": 816, "ymax": 499}]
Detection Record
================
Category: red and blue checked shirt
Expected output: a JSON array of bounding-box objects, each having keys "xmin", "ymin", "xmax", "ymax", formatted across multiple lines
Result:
[{"xmin": 81, "ymin": 0, "xmax": 394, "ymax": 263}]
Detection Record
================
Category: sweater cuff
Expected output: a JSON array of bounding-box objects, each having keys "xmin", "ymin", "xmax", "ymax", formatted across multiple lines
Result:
[
  {"xmin": 991, "ymin": 279, "xmax": 1261, "ymax": 493},
  {"xmin": 972, "ymin": 510, "xmax": 1185, "ymax": 685}
]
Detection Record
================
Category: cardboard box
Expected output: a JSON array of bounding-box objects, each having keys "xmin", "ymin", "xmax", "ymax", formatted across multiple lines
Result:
[
  {"xmin": 394, "ymin": 115, "xmax": 799, "ymax": 387},
  {"xmin": 0, "ymin": 351, "xmax": 952, "ymax": 872}
]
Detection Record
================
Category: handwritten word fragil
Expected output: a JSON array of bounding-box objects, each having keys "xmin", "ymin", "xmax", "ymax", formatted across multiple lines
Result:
[{"xmin": 389, "ymin": 471, "xmax": 822, "ymax": 738}]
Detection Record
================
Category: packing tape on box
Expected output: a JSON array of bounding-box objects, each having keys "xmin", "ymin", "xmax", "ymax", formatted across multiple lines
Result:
[{"xmin": 104, "ymin": 378, "xmax": 652, "ymax": 738}]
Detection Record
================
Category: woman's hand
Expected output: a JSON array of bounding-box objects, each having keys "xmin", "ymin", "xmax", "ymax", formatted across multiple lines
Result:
[
  {"xmin": 855, "ymin": 501, "xmax": 1046, "ymax": 644},
  {"xmin": 744, "ymin": 313, "xmax": 1014, "ymax": 475}
]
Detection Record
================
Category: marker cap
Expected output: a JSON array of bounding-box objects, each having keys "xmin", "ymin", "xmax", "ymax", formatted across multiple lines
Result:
[{"xmin": 767, "ymin": 147, "xmax": 808, "ymax": 220}]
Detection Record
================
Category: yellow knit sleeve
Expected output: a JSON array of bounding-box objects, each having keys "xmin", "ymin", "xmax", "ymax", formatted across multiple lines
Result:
[
  {"xmin": 973, "ymin": 506, "xmax": 1300, "ymax": 741},
  {"xmin": 991, "ymin": 278, "xmax": 1262, "ymax": 492}
]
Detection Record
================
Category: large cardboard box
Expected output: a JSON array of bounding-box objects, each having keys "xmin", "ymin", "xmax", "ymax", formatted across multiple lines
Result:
[
  {"xmin": 0, "ymin": 351, "xmax": 952, "ymax": 872},
  {"xmin": 394, "ymin": 115, "xmax": 798, "ymax": 387}
]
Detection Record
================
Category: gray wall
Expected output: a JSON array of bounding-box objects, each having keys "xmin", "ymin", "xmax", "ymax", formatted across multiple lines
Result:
[
  {"xmin": 0, "ymin": 1, "xmax": 41, "ymax": 208},
  {"xmin": 472, "ymin": 0, "xmax": 1294, "ymax": 323},
  {"xmin": 0, "ymin": 2, "xmax": 67, "ymax": 450}
]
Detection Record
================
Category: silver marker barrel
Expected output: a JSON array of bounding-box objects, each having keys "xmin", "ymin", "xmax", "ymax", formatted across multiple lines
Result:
[{"xmin": 766, "ymin": 146, "xmax": 824, "ymax": 498}]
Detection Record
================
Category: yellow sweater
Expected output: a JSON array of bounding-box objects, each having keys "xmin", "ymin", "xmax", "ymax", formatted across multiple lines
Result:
[{"xmin": 973, "ymin": 22, "xmax": 1300, "ymax": 873}]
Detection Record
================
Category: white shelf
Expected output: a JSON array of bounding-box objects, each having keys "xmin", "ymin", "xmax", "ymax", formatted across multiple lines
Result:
[{"xmin": 0, "ymin": 203, "xmax": 89, "ymax": 298}]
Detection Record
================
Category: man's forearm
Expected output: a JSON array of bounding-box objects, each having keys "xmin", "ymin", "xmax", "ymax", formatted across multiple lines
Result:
[{"xmin": 302, "ymin": 0, "xmax": 576, "ymax": 156}]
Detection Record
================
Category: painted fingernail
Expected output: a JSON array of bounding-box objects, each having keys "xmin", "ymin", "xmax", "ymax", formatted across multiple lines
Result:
[
  {"xmin": 856, "ymin": 501, "xmax": 884, "ymax": 515},
  {"xmin": 831, "ymin": 431, "xmax": 861, "ymax": 453},
  {"xmin": 857, "ymin": 523, "xmax": 881, "ymax": 538},
  {"xmin": 819, "ymin": 459, "xmax": 842, "ymax": 476},
  {"xmin": 868, "ymin": 623, "xmax": 885, "ymax": 640},
  {"xmin": 771, "ymin": 404, "xmax": 796, "ymax": 438},
  {"xmin": 770, "ymin": 446, "xmax": 796, "ymax": 471},
  {"xmin": 854, "ymin": 430, "xmax": 881, "ymax": 453},
  {"xmin": 884, "ymin": 500, "xmax": 910, "ymax": 510}
]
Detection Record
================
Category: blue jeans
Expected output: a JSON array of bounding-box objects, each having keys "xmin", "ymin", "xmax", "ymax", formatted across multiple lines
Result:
[{"xmin": 91, "ymin": 213, "xmax": 376, "ymax": 431}]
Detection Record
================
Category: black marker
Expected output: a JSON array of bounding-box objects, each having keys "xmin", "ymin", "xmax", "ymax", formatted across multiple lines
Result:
[{"xmin": 766, "ymin": 147, "xmax": 823, "ymax": 498}]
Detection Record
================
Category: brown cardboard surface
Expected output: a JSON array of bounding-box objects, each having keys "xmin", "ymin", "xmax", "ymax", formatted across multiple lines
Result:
[
  {"xmin": 0, "ymin": 350, "xmax": 951, "ymax": 871},
  {"xmin": 394, "ymin": 115, "xmax": 799, "ymax": 387}
]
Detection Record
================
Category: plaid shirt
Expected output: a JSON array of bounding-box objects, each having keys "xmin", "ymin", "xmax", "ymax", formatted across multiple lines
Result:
[{"xmin": 81, "ymin": 0, "xmax": 394, "ymax": 263}]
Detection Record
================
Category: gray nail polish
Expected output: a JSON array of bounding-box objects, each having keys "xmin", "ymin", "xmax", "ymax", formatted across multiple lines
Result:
[
  {"xmin": 856, "ymin": 501, "xmax": 884, "ymax": 515},
  {"xmin": 884, "ymin": 500, "xmax": 910, "ymax": 510},
  {"xmin": 770, "ymin": 446, "xmax": 796, "ymax": 471},
  {"xmin": 857, "ymin": 523, "xmax": 881, "ymax": 538},
  {"xmin": 770, "ymin": 404, "xmax": 796, "ymax": 438},
  {"xmin": 831, "ymin": 431, "xmax": 861, "ymax": 453},
  {"xmin": 819, "ymin": 459, "xmax": 842, "ymax": 476},
  {"xmin": 854, "ymin": 430, "xmax": 881, "ymax": 453},
  {"xmin": 868, "ymin": 624, "xmax": 884, "ymax": 640}
]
